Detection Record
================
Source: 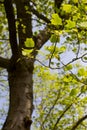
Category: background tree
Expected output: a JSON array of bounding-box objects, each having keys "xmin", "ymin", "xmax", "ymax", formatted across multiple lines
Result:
[{"xmin": 0, "ymin": 0, "xmax": 87, "ymax": 130}]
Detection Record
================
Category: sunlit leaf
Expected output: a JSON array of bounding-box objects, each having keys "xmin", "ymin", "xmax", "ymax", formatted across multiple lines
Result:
[
  {"xmin": 73, "ymin": 0, "xmax": 78, "ymax": 3},
  {"xmin": 50, "ymin": 34, "xmax": 60, "ymax": 43},
  {"xmin": 82, "ymin": 0, "xmax": 87, "ymax": 3},
  {"xmin": 77, "ymin": 68, "xmax": 87, "ymax": 77},
  {"xmin": 78, "ymin": 22, "xmax": 87, "ymax": 29},
  {"xmin": 59, "ymin": 46, "xmax": 66, "ymax": 53},
  {"xmin": 24, "ymin": 38, "xmax": 35, "ymax": 47},
  {"xmin": 62, "ymin": 4, "xmax": 72, "ymax": 13},
  {"xmin": 22, "ymin": 49, "xmax": 33, "ymax": 56},
  {"xmin": 51, "ymin": 13, "xmax": 62, "ymax": 26},
  {"xmin": 65, "ymin": 20, "xmax": 76, "ymax": 29}
]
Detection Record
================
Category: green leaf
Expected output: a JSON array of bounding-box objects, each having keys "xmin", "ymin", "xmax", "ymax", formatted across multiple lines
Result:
[
  {"xmin": 50, "ymin": 34, "xmax": 60, "ymax": 43},
  {"xmin": 51, "ymin": 13, "xmax": 62, "ymax": 26},
  {"xmin": 73, "ymin": 13, "xmax": 80, "ymax": 21},
  {"xmin": 65, "ymin": 20, "xmax": 76, "ymax": 29},
  {"xmin": 78, "ymin": 22, "xmax": 87, "ymax": 29},
  {"xmin": 66, "ymin": 64, "xmax": 73, "ymax": 70},
  {"xmin": 62, "ymin": 4, "xmax": 72, "ymax": 13},
  {"xmin": 81, "ymin": 85, "xmax": 87, "ymax": 93},
  {"xmin": 72, "ymin": 47, "xmax": 77, "ymax": 53},
  {"xmin": 70, "ymin": 88, "xmax": 77, "ymax": 96},
  {"xmin": 78, "ymin": 68, "xmax": 85, "ymax": 77},
  {"xmin": 45, "ymin": 46, "xmax": 59, "ymax": 53},
  {"xmin": 59, "ymin": 46, "xmax": 66, "ymax": 53},
  {"xmin": 0, "ymin": 41, "xmax": 3, "ymax": 45},
  {"xmin": 73, "ymin": 0, "xmax": 78, "ymax": 3},
  {"xmin": 50, "ymin": 62, "xmax": 54, "ymax": 65},
  {"xmin": 83, "ymin": 57, "xmax": 87, "ymax": 60},
  {"xmin": 24, "ymin": 38, "xmax": 35, "ymax": 47},
  {"xmin": 22, "ymin": 49, "xmax": 33, "ymax": 56},
  {"xmin": 82, "ymin": 0, "xmax": 87, "ymax": 3}
]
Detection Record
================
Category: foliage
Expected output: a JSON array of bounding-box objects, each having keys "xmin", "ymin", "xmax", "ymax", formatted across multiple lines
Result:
[
  {"xmin": 0, "ymin": 0, "xmax": 87, "ymax": 130},
  {"xmin": 32, "ymin": 0, "xmax": 87, "ymax": 129},
  {"xmin": 33, "ymin": 65, "xmax": 87, "ymax": 130}
]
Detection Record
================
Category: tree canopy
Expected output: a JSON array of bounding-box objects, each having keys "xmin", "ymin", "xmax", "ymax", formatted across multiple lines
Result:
[{"xmin": 0, "ymin": 0, "xmax": 87, "ymax": 130}]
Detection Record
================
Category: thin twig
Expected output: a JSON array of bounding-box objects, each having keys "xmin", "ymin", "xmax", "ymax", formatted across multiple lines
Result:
[
  {"xmin": 52, "ymin": 93, "xmax": 82, "ymax": 130},
  {"xmin": 35, "ymin": 52, "xmax": 87, "ymax": 70},
  {"xmin": 52, "ymin": 104, "xmax": 72, "ymax": 130},
  {"xmin": 41, "ymin": 90, "xmax": 61, "ymax": 129}
]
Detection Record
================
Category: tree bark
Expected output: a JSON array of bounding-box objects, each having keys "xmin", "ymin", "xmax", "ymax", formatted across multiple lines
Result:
[{"xmin": 2, "ymin": 57, "xmax": 34, "ymax": 130}]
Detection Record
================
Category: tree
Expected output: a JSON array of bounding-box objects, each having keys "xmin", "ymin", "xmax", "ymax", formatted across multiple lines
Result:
[{"xmin": 0, "ymin": 0, "xmax": 87, "ymax": 130}]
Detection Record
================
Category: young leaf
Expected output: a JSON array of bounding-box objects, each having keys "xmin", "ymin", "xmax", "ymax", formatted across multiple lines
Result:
[
  {"xmin": 24, "ymin": 38, "xmax": 35, "ymax": 47},
  {"xmin": 73, "ymin": 0, "xmax": 78, "ymax": 3},
  {"xmin": 81, "ymin": 85, "xmax": 87, "ymax": 93},
  {"xmin": 62, "ymin": 4, "xmax": 72, "ymax": 13},
  {"xmin": 78, "ymin": 68, "xmax": 85, "ymax": 77},
  {"xmin": 22, "ymin": 49, "xmax": 33, "ymax": 56},
  {"xmin": 78, "ymin": 22, "xmax": 87, "ymax": 29},
  {"xmin": 65, "ymin": 20, "xmax": 76, "ymax": 29},
  {"xmin": 70, "ymin": 88, "xmax": 77, "ymax": 96},
  {"xmin": 66, "ymin": 64, "xmax": 73, "ymax": 70},
  {"xmin": 50, "ymin": 34, "xmax": 60, "ymax": 43},
  {"xmin": 59, "ymin": 46, "xmax": 66, "ymax": 53},
  {"xmin": 51, "ymin": 13, "xmax": 62, "ymax": 26}
]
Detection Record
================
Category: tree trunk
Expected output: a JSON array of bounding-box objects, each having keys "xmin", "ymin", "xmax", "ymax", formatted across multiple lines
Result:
[{"xmin": 2, "ymin": 57, "xmax": 34, "ymax": 130}]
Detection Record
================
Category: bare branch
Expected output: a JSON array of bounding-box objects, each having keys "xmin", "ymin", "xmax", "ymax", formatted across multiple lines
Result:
[
  {"xmin": 0, "ymin": 57, "xmax": 10, "ymax": 69},
  {"xmin": 71, "ymin": 115, "xmax": 87, "ymax": 130}
]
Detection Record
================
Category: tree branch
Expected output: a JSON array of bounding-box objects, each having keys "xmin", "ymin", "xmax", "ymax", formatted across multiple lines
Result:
[
  {"xmin": 52, "ymin": 93, "xmax": 81, "ymax": 130},
  {"xmin": 4, "ymin": 0, "xmax": 19, "ymax": 56},
  {"xmin": 71, "ymin": 115, "xmax": 87, "ymax": 130},
  {"xmin": 34, "ymin": 27, "xmax": 51, "ymax": 50},
  {"xmin": 52, "ymin": 104, "xmax": 72, "ymax": 130},
  {"xmin": 33, "ymin": 0, "xmax": 64, "ymax": 51},
  {"xmin": 0, "ymin": 57, "xmax": 10, "ymax": 69},
  {"xmin": 31, "ymin": 27, "xmax": 51, "ymax": 57},
  {"xmin": 30, "ymin": 6, "xmax": 51, "ymax": 23},
  {"xmin": 41, "ymin": 91, "xmax": 61, "ymax": 129}
]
